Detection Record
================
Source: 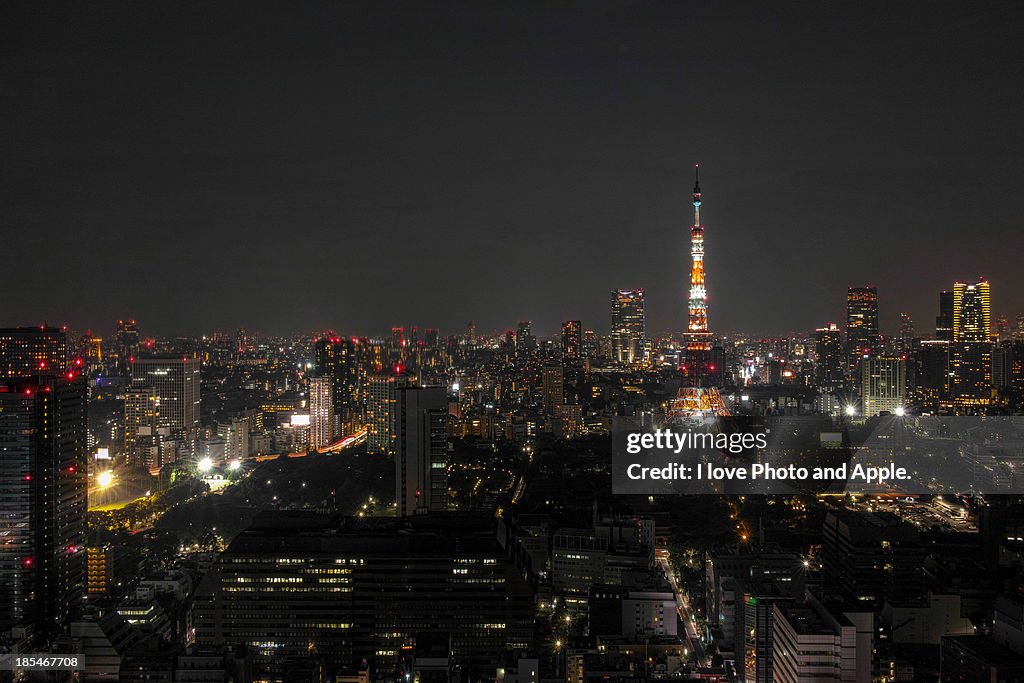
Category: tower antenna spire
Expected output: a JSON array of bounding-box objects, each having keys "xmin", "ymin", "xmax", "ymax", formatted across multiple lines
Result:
[{"xmin": 685, "ymin": 163, "xmax": 711, "ymax": 381}]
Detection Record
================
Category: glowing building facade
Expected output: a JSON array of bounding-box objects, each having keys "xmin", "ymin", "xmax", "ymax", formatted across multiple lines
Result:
[
  {"xmin": 846, "ymin": 286, "xmax": 880, "ymax": 372},
  {"xmin": 951, "ymin": 279, "xmax": 993, "ymax": 406},
  {"xmin": 610, "ymin": 289, "xmax": 647, "ymax": 366},
  {"xmin": 0, "ymin": 326, "xmax": 67, "ymax": 378},
  {"xmin": 308, "ymin": 375, "xmax": 334, "ymax": 450}
]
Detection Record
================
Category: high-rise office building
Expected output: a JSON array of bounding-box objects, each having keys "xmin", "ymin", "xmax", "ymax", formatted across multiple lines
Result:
[
  {"xmin": 898, "ymin": 312, "xmax": 915, "ymax": 351},
  {"xmin": 992, "ymin": 340, "xmax": 1021, "ymax": 391},
  {"xmin": 814, "ymin": 323, "xmax": 845, "ymax": 392},
  {"xmin": 0, "ymin": 326, "xmax": 67, "ymax": 378},
  {"xmin": 846, "ymin": 286, "xmax": 880, "ymax": 371},
  {"xmin": 561, "ymin": 320, "xmax": 582, "ymax": 362},
  {"xmin": 82, "ymin": 332, "xmax": 103, "ymax": 375},
  {"xmin": 308, "ymin": 375, "xmax": 334, "ymax": 450},
  {"xmin": 860, "ymin": 356, "xmax": 906, "ymax": 416},
  {"xmin": 611, "ymin": 289, "xmax": 646, "ymax": 366},
  {"xmin": 394, "ymin": 384, "xmax": 447, "ymax": 516},
  {"xmin": 0, "ymin": 375, "xmax": 88, "ymax": 646},
  {"xmin": 124, "ymin": 386, "xmax": 161, "ymax": 469},
  {"xmin": 951, "ymin": 342, "xmax": 993, "ymax": 406},
  {"xmin": 950, "ymin": 279, "xmax": 993, "ymax": 406},
  {"xmin": 912, "ymin": 340, "xmax": 950, "ymax": 409},
  {"xmin": 112, "ymin": 319, "xmax": 140, "ymax": 376},
  {"xmin": 314, "ymin": 335, "xmax": 357, "ymax": 429},
  {"xmin": 516, "ymin": 321, "xmax": 536, "ymax": 355},
  {"xmin": 822, "ymin": 509, "xmax": 924, "ymax": 607},
  {"xmin": 952, "ymin": 280, "xmax": 991, "ymax": 342},
  {"xmin": 130, "ymin": 355, "xmax": 201, "ymax": 438},
  {"xmin": 935, "ymin": 290, "xmax": 954, "ymax": 341},
  {"xmin": 193, "ymin": 513, "xmax": 533, "ymax": 679},
  {"xmin": 541, "ymin": 364, "xmax": 564, "ymax": 416}
]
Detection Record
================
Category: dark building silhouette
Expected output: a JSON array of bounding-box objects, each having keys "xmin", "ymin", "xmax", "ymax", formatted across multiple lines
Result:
[{"xmin": 0, "ymin": 375, "xmax": 88, "ymax": 646}]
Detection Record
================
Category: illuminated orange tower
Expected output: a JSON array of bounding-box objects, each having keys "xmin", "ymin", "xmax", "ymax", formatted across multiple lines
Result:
[{"xmin": 686, "ymin": 165, "xmax": 712, "ymax": 354}]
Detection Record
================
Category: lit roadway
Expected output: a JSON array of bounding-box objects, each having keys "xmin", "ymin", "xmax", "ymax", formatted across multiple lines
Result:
[
  {"xmin": 254, "ymin": 426, "xmax": 368, "ymax": 462},
  {"xmin": 657, "ymin": 554, "xmax": 710, "ymax": 668}
]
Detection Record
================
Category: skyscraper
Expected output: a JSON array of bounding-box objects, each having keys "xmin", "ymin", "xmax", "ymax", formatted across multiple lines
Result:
[
  {"xmin": 393, "ymin": 384, "xmax": 448, "ymax": 516},
  {"xmin": 0, "ymin": 326, "xmax": 67, "ymax": 378},
  {"xmin": 860, "ymin": 356, "xmax": 906, "ymax": 416},
  {"xmin": 112, "ymin": 319, "xmax": 140, "ymax": 376},
  {"xmin": 130, "ymin": 354, "xmax": 201, "ymax": 439},
  {"xmin": 541, "ymin": 364, "xmax": 564, "ymax": 415},
  {"xmin": 516, "ymin": 320, "xmax": 536, "ymax": 355},
  {"xmin": 950, "ymin": 279, "xmax": 993, "ymax": 406},
  {"xmin": 0, "ymin": 375, "xmax": 88, "ymax": 646},
  {"xmin": 314, "ymin": 335, "xmax": 357, "ymax": 430},
  {"xmin": 124, "ymin": 386, "xmax": 161, "ymax": 470},
  {"xmin": 610, "ymin": 289, "xmax": 646, "ymax": 366},
  {"xmin": 561, "ymin": 320, "xmax": 582, "ymax": 362},
  {"xmin": 846, "ymin": 286, "xmax": 879, "ymax": 371},
  {"xmin": 952, "ymin": 280, "xmax": 992, "ymax": 342},
  {"xmin": 898, "ymin": 312, "xmax": 915, "ymax": 351},
  {"xmin": 814, "ymin": 324, "xmax": 845, "ymax": 392},
  {"xmin": 935, "ymin": 290, "xmax": 954, "ymax": 341},
  {"xmin": 367, "ymin": 373, "xmax": 398, "ymax": 456},
  {"xmin": 308, "ymin": 375, "xmax": 334, "ymax": 450},
  {"xmin": 912, "ymin": 340, "xmax": 950, "ymax": 409}
]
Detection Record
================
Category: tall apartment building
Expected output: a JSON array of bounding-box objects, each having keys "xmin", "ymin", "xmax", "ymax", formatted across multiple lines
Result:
[{"xmin": 308, "ymin": 375, "xmax": 334, "ymax": 450}]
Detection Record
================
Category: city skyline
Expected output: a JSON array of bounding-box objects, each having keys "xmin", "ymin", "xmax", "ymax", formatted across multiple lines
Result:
[
  {"xmin": 4, "ymin": 2, "xmax": 1023, "ymax": 336},
  {"xmin": 5, "ymin": 4, "xmax": 1024, "ymax": 679},
  {"xmin": 5, "ymin": 273, "xmax": 1016, "ymax": 342}
]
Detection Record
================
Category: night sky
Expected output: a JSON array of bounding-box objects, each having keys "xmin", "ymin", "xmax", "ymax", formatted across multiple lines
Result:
[{"xmin": 4, "ymin": 2, "xmax": 1023, "ymax": 338}]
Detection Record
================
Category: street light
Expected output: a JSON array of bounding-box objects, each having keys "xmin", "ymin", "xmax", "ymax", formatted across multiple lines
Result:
[
  {"xmin": 97, "ymin": 471, "xmax": 114, "ymax": 488},
  {"xmin": 198, "ymin": 457, "xmax": 213, "ymax": 473}
]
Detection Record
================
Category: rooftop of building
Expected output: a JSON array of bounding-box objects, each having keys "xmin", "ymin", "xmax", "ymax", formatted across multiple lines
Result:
[
  {"xmin": 224, "ymin": 510, "xmax": 509, "ymax": 557},
  {"xmin": 942, "ymin": 634, "xmax": 1024, "ymax": 667}
]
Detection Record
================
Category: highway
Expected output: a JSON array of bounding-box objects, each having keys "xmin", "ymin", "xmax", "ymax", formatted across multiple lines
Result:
[{"xmin": 255, "ymin": 426, "xmax": 368, "ymax": 461}]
